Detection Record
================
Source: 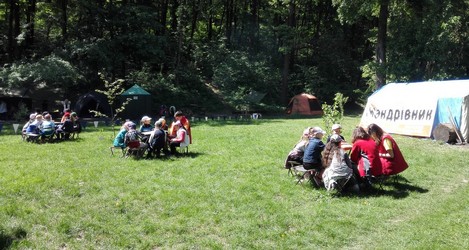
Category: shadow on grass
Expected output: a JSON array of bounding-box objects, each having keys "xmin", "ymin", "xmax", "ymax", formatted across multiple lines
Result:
[
  {"xmin": 312, "ymin": 176, "xmax": 428, "ymax": 199},
  {"xmin": 130, "ymin": 151, "xmax": 205, "ymax": 161},
  {"xmin": 361, "ymin": 176, "xmax": 428, "ymax": 199},
  {"xmin": 0, "ymin": 227, "xmax": 27, "ymax": 249}
]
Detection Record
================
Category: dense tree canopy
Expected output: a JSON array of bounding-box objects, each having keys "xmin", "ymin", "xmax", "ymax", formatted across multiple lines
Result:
[{"xmin": 1, "ymin": 0, "xmax": 468, "ymax": 114}]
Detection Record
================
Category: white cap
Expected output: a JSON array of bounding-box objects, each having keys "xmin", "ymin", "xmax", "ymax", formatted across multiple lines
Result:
[
  {"xmin": 331, "ymin": 124, "xmax": 342, "ymax": 130},
  {"xmin": 312, "ymin": 127, "xmax": 325, "ymax": 135},
  {"xmin": 141, "ymin": 116, "xmax": 152, "ymax": 122}
]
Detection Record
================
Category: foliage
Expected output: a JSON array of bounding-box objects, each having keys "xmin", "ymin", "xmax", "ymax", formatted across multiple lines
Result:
[
  {"xmin": 212, "ymin": 50, "xmax": 280, "ymax": 111},
  {"xmin": 12, "ymin": 102, "xmax": 29, "ymax": 122},
  {"xmin": 1, "ymin": 0, "xmax": 468, "ymax": 113},
  {"xmin": 0, "ymin": 55, "xmax": 83, "ymax": 90},
  {"xmin": 322, "ymin": 93, "xmax": 349, "ymax": 132},
  {"xmin": 90, "ymin": 73, "xmax": 131, "ymax": 134}
]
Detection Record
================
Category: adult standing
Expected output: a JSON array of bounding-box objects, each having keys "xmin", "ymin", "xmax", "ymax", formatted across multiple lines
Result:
[
  {"xmin": 0, "ymin": 100, "xmax": 7, "ymax": 120},
  {"xmin": 367, "ymin": 123, "xmax": 409, "ymax": 175},
  {"xmin": 62, "ymin": 99, "xmax": 71, "ymax": 113}
]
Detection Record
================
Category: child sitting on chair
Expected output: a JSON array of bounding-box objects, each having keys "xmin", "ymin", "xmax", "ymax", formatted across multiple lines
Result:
[
  {"xmin": 125, "ymin": 123, "xmax": 148, "ymax": 151},
  {"xmin": 113, "ymin": 121, "xmax": 133, "ymax": 148},
  {"xmin": 322, "ymin": 134, "xmax": 359, "ymax": 193},
  {"xmin": 284, "ymin": 127, "xmax": 311, "ymax": 169},
  {"xmin": 302, "ymin": 127, "xmax": 326, "ymax": 186},
  {"xmin": 169, "ymin": 121, "xmax": 189, "ymax": 155}
]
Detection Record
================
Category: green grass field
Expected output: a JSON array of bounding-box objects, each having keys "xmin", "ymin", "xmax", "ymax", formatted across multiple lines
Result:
[{"xmin": 0, "ymin": 117, "xmax": 468, "ymax": 249}]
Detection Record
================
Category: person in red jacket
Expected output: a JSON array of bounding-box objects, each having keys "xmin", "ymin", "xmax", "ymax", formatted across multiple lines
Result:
[
  {"xmin": 367, "ymin": 123, "xmax": 409, "ymax": 176},
  {"xmin": 350, "ymin": 126, "xmax": 383, "ymax": 179}
]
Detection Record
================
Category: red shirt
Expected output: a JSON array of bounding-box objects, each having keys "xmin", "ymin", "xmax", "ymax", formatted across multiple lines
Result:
[
  {"xmin": 350, "ymin": 138, "xmax": 382, "ymax": 177},
  {"xmin": 379, "ymin": 134, "xmax": 409, "ymax": 175}
]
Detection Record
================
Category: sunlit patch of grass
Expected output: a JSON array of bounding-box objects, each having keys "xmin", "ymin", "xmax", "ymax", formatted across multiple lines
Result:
[{"xmin": 0, "ymin": 118, "xmax": 468, "ymax": 248}]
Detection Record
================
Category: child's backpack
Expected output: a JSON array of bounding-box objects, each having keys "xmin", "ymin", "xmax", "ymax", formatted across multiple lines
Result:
[{"xmin": 125, "ymin": 130, "xmax": 140, "ymax": 148}]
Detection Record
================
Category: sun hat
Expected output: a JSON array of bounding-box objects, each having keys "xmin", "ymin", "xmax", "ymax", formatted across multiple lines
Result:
[
  {"xmin": 29, "ymin": 113, "xmax": 37, "ymax": 120},
  {"xmin": 141, "ymin": 116, "xmax": 152, "ymax": 122},
  {"xmin": 311, "ymin": 126, "xmax": 325, "ymax": 135},
  {"xmin": 331, "ymin": 124, "xmax": 342, "ymax": 131},
  {"xmin": 330, "ymin": 134, "xmax": 343, "ymax": 143}
]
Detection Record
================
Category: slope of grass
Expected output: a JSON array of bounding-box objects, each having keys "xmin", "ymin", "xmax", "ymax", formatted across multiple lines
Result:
[{"xmin": 0, "ymin": 117, "xmax": 468, "ymax": 249}]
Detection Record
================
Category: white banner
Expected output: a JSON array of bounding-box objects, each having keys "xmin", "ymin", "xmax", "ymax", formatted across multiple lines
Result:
[{"xmin": 360, "ymin": 98, "xmax": 437, "ymax": 137}]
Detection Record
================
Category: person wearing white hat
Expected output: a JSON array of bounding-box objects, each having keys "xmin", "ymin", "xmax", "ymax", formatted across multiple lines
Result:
[
  {"xmin": 139, "ymin": 116, "xmax": 154, "ymax": 133},
  {"xmin": 302, "ymin": 126, "xmax": 326, "ymax": 186},
  {"xmin": 326, "ymin": 123, "xmax": 345, "ymax": 143}
]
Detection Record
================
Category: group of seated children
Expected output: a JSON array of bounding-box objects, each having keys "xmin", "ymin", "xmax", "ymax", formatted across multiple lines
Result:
[
  {"xmin": 285, "ymin": 123, "xmax": 408, "ymax": 193},
  {"xmin": 22, "ymin": 109, "xmax": 82, "ymax": 142},
  {"xmin": 112, "ymin": 111, "xmax": 192, "ymax": 158}
]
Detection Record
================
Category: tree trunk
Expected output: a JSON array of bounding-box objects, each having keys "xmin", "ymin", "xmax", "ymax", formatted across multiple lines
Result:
[
  {"xmin": 249, "ymin": 0, "xmax": 259, "ymax": 49},
  {"xmin": 159, "ymin": 0, "xmax": 169, "ymax": 35},
  {"xmin": 7, "ymin": 0, "xmax": 20, "ymax": 61},
  {"xmin": 26, "ymin": 0, "xmax": 36, "ymax": 47},
  {"xmin": 170, "ymin": 0, "xmax": 179, "ymax": 34},
  {"xmin": 432, "ymin": 123, "xmax": 457, "ymax": 144},
  {"xmin": 375, "ymin": 0, "xmax": 389, "ymax": 89},
  {"xmin": 189, "ymin": 0, "xmax": 200, "ymax": 40},
  {"xmin": 60, "ymin": 0, "xmax": 68, "ymax": 43},
  {"xmin": 207, "ymin": 0, "xmax": 213, "ymax": 41},
  {"xmin": 224, "ymin": 0, "xmax": 233, "ymax": 46},
  {"xmin": 280, "ymin": 0, "xmax": 296, "ymax": 105}
]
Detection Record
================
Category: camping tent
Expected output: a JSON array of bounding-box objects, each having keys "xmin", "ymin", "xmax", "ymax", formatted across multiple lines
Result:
[
  {"xmin": 360, "ymin": 80, "xmax": 469, "ymax": 142},
  {"xmin": 286, "ymin": 93, "xmax": 323, "ymax": 115},
  {"xmin": 74, "ymin": 91, "xmax": 112, "ymax": 118},
  {"xmin": 119, "ymin": 84, "xmax": 152, "ymax": 120}
]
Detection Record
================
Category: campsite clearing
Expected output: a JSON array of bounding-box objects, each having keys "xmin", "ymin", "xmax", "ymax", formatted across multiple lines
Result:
[{"xmin": 0, "ymin": 117, "xmax": 468, "ymax": 249}]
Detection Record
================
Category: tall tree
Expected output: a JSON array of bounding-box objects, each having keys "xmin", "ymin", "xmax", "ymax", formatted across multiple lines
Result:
[
  {"xmin": 7, "ymin": 0, "xmax": 20, "ymax": 61},
  {"xmin": 375, "ymin": 0, "xmax": 389, "ymax": 88},
  {"xmin": 25, "ymin": 0, "xmax": 37, "ymax": 47}
]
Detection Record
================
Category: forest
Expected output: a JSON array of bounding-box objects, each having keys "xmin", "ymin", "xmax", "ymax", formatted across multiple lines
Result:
[{"xmin": 0, "ymin": 0, "xmax": 468, "ymax": 115}]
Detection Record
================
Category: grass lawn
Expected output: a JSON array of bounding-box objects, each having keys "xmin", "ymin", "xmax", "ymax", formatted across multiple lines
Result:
[{"xmin": 0, "ymin": 116, "xmax": 468, "ymax": 249}]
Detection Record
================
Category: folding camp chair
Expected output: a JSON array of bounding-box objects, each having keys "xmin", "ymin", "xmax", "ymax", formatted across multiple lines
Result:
[
  {"xmin": 25, "ymin": 133, "xmax": 40, "ymax": 143},
  {"xmin": 110, "ymin": 146, "xmax": 127, "ymax": 157},
  {"xmin": 286, "ymin": 161, "xmax": 302, "ymax": 176},
  {"xmin": 291, "ymin": 165, "xmax": 322, "ymax": 187},
  {"xmin": 179, "ymin": 144, "xmax": 189, "ymax": 155}
]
